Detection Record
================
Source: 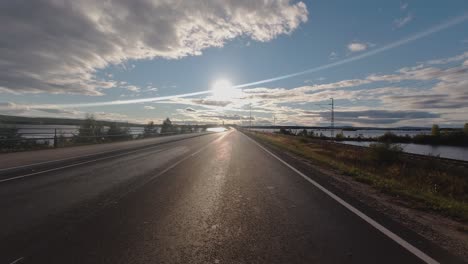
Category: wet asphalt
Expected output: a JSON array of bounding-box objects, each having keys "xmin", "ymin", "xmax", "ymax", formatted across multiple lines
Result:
[{"xmin": 0, "ymin": 130, "xmax": 460, "ymax": 263}]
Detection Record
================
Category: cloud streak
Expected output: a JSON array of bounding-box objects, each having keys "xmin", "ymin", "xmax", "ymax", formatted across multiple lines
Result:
[
  {"xmin": 22, "ymin": 13, "xmax": 467, "ymax": 110},
  {"xmin": 394, "ymin": 13, "xmax": 413, "ymax": 28},
  {"xmin": 233, "ymin": 13, "xmax": 468, "ymax": 89}
]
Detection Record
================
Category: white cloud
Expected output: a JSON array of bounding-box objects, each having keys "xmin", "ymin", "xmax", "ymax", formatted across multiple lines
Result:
[
  {"xmin": 400, "ymin": 3, "xmax": 409, "ymax": 10},
  {"xmin": 0, "ymin": 101, "xmax": 145, "ymax": 123},
  {"xmin": 163, "ymin": 51, "xmax": 468, "ymax": 126},
  {"xmin": 144, "ymin": 106, "xmax": 155, "ymax": 110},
  {"xmin": 145, "ymin": 86, "xmax": 159, "ymax": 92},
  {"xmin": 329, "ymin": 51, "xmax": 338, "ymax": 60},
  {"xmin": 10, "ymin": 51, "xmax": 461, "ymax": 127},
  {"xmin": 424, "ymin": 51, "xmax": 468, "ymax": 65},
  {"xmin": 393, "ymin": 13, "xmax": 413, "ymax": 29},
  {"xmin": 347, "ymin": 42, "xmax": 368, "ymax": 52},
  {"xmin": 0, "ymin": 0, "xmax": 308, "ymax": 95},
  {"xmin": 125, "ymin": 85, "xmax": 141, "ymax": 93}
]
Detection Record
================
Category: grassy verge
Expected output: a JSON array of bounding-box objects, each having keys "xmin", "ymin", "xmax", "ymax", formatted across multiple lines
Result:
[{"xmin": 247, "ymin": 131, "xmax": 468, "ymax": 222}]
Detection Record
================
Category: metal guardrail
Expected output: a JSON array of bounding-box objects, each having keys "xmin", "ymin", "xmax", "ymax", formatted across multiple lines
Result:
[{"xmin": 0, "ymin": 126, "xmax": 198, "ymax": 150}]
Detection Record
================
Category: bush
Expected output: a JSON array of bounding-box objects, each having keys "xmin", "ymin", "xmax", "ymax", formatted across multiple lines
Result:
[
  {"xmin": 144, "ymin": 121, "xmax": 157, "ymax": 137},
  {"xmin": 432, "ymin": 124, "xmax": 440, "ymax": 136},
  {"xmin": 106, "ymin": 123, "xmax": 131, "ymax": 141},
  {"xmin": 279, "ymin": 128, "xmax": 293, "ymax": 135},
  {"xmin": 75, "ymin": 114, "xmax": 104, "ymax": 143},
  {"xmin": 367, "ymin": 142, "xmax": 403, "ymax": 164},
  {"xmin": 378, "ymin": 132, "xmax": 411, "ymax": 143},
  {"xmin": 335, "ymin": 132, "xmax": 345, "ymax": 140},
  {"xmin": 298, "ymin": 129, "xmax": 308, "ymax": 137},
  {"xmin": 161, "ymin": 118, "xmax": 175, "ymax": 134},
  {"xmin": 0, "ymin": 127, "xmax": 21, "ymax": 150}
]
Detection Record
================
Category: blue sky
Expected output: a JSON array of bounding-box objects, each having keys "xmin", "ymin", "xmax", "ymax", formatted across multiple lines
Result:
[{"xmin": 0, "ymin": 0, "xmax": 467, "ymax": 127}]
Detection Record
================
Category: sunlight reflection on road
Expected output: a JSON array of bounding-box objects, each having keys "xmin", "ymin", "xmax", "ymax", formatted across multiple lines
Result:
[{"xmin": 207, "ymin": 127, "xmax": 227, "ymax": 132}]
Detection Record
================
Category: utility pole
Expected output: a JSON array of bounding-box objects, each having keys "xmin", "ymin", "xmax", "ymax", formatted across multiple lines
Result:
[
  {"xmin": 249, "ymin": 103, "xmax": 252, "ymax": 129},
  {"xmin": 330, "ymin": 98, "xmax": 334, "ymax": 138}
]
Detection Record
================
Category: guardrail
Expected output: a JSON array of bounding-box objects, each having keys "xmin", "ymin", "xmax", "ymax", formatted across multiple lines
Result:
[{"xmin": 0, "ymin": 126, "xmax": 199, "ymax": 151}]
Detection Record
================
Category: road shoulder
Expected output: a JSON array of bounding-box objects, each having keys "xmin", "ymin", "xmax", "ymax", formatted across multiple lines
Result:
[{"xmin": 242, "ymin": 130, "xmax": 467, "ymax": 263}]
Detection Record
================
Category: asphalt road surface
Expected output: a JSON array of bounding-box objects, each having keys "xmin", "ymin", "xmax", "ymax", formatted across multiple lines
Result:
[{"xmin": 0, "ymin": 130, "xmax": 461, "ymax": 263}]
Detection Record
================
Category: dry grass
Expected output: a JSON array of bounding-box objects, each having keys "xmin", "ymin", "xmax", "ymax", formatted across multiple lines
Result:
[{"xmin": 248, "ymin": 131, "xmax": 468, "ymax": 221}]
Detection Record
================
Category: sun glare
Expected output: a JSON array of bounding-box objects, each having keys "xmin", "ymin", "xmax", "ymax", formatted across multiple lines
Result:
[{"xmin": 211, "ymin": 79, "xmax": 240, "ymax": 100}]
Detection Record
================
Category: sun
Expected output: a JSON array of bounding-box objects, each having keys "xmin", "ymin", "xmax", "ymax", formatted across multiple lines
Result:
[{"xmin": 211, "ymin": 79, "xmax": 240, "ymax": 100}]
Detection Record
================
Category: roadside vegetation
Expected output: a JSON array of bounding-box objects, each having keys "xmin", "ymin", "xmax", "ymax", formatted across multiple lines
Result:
[
  {"xmin": 0, "ymin": 115, "xmax": 206, "ymax": 153},
  {"xmin": 278, "ymin": 123, "xmax": 468, "ymax": 146},
  {"xmin": 0, "ymin": 126, "xmax": 51, "ymax": 152},
  {"xmin": 372, "ymin": 124, "xmax": 468, "ymax": 146},
  {"xmin": 247, "ymin": 131, "xmax": 468, "ymax": 222}
]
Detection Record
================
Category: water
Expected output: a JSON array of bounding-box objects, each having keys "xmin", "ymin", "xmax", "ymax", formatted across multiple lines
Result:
[
  {"xmin": 0, "ymin": 124, "xmax": 150, "ymax": 146},
  {"xmin": 2, "ymin": 124, "xmax": 204, "ymax": 142},
  {"xmin": 250, "ymin": 128, "xmax": 430, "ymax": 138},
  {"xmin": 249, "ymin": 128, "xmax": 467, "ymax": 161},
  {"xmin": 11, "ymin": 125, "xmax": 148, "ymax": 139},
  {"xmin": 340, "ymin": 141, "xmax": 468, "ymax": 161}
]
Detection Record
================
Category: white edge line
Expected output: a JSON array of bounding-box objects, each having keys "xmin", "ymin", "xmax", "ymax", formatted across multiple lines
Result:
[
  {"xmin": 0, "ymin": 132, "xmax": 229, "ymax": 184},
  {"xmin": 244, "ymin": 134, "xmax": 439, "ymax": 264},
  {"xmin": 0, "ymin": 147, "xmax": 167, "ymax": 183},
  {"xmin": 9, "ymin": 257, "xmax": 24, "ymax": 264},
  {"xmin": 0, "ymin": 133, "xmax": 207, "ymax": 172}
]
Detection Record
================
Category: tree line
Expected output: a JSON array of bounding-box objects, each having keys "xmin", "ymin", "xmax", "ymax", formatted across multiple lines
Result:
[
  {"xmin": 277, "ymin": 123, "xmax": 468, "ymax": 146},
  {"xmin": 0, "ymin": 115, "xmax": 201, "ymax": 152}
]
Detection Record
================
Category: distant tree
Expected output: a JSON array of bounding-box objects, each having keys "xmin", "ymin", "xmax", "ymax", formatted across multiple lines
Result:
[
  {"xmin": 106, "ymin": 122, "xmax": 131, "ymax": 141},
  {"xmin": 161, "ymin": 118, "xmax": 175, "ymax": 134},
  {"xmin": 144, "ymin": 121, "xmax": 157, "ymax": 137},
  {"xmin": 431, "ymin": 124, "xmax": 440, "ymax": 137},
  {"xmin": 0, "ymin": 126, "xmax": 21, "ymax": 150},
  {"xmin": 464, "ymin": 123, "xmax": 468, "ymax": 136},
  {"xmin": 76, "ymin": 114, "xmax": 103, "ymax": 143},
  {"xmin": 335, "ymin": 132, "xmax": 345, "ymax": 140},
  {"xmin": 279, "ymin": 127, "xmax": 292, "ymax": 135},
  {"xmin": 298, "ymin": 129, "xmax": 308, "ymax": 136},
  {"xmin": 180, "ymin": 125, "xmax": 192, "ymax": 134},
  {"xmin": 0, "ymin": 126, "xmax": 46, "ymax": 151}
]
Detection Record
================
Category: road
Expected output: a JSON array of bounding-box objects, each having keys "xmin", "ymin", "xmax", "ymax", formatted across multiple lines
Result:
[{"xmin": 0, "ymin": 129, "xmax": 460, "ymax": 263}]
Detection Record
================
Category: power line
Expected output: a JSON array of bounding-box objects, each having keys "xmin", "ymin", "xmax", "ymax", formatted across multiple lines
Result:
[{"xmin": 330, "ymin": 98, "xmax": 334, "ymax": 138}]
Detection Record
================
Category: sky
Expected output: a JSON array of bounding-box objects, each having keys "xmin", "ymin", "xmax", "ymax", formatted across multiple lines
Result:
[{"xmin": 0, "ymin": 0, "xmax": 467, "ymax": 127}]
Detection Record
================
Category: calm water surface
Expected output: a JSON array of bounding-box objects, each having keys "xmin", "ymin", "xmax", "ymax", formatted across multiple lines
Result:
[
  {"xmin": 340, "ymin": 141, "xmax": 468, "ymax": 161},
  {"xmin": 250, "ymin": 128, "xmax": 467, "ymax": 161}
]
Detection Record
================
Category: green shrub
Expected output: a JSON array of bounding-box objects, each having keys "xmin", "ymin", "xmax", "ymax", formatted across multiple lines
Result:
[
  {"xmin": 335, "ymin": 132, "xmax": 345, "ymax": 140},
  {"xmin": 367, "ymin": 142, "xmax": 403, "ymax": 164}
]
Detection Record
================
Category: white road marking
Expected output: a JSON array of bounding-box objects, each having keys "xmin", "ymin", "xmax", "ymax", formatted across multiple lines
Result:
[
  {"xmin": 9, "ymin": 257, "xmax": 24, "ymax": 264},
  {"xmin": 117, "ymin": 131, "xmax": 231, "ymax": 197},
  {"xmin": 0, "ymin": 132, "xmax": 229, "ymax": 184},
  {"xmin": 244, "ymin": 134, "xmax": 439, "ymax": 264},
  {"xmin": 0, "ymin": 134, "xmax": 209, "ymax": 172},
  {"xmin": 0, "ymin": 147, "xmax": 166, "ymax": 184}
]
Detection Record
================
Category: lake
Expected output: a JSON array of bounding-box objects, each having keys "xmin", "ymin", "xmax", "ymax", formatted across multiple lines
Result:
[
  {"xmin": 339, "ymin": 141, "xmax": 468, "ymax": 161},
  {"xmin": 250, "ymin": 128, "xmax": 431, "ymax": 138},
  {"xmin": 249, "ymin": 128, "xmax": 468, "ymax": 161},
  {"xmin": 11, "ymin": 124, "xmax": 147, "ymax": 139}
]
